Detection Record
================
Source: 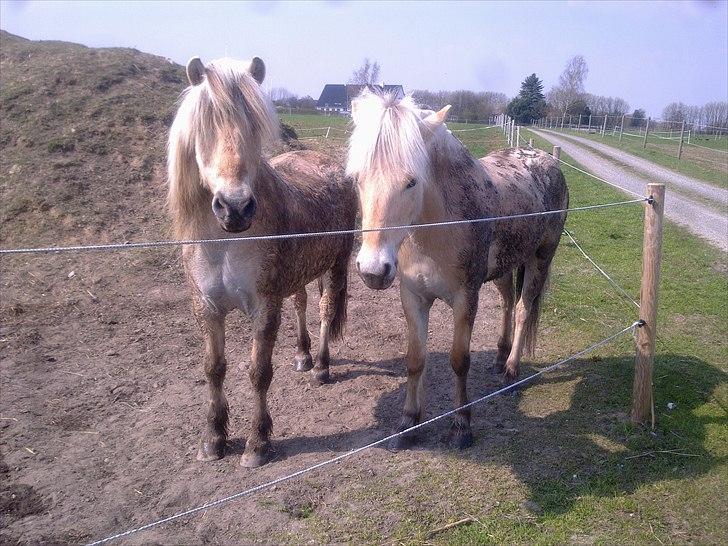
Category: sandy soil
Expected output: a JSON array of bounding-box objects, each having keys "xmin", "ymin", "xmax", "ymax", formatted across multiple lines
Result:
[{"xmin": 0, "ymin": 222, "xmax": 510, "ymax": 545}]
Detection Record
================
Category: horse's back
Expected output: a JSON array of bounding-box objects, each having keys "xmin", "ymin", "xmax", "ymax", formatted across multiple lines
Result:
[
  {"xmin": 479, "ymin": 148, "xmax": 568, "ymax": 281},
  {"xmin": 479, "ymin": 148, "xmax": 568, "ymax": 214}
]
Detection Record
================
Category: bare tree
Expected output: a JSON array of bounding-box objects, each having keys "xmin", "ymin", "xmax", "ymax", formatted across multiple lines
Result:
[
  {"xmin": 349, "ymin": 58, "xmax": 381, "ymax": 84},
  {"xmin": 547, "ymin": 55, "xmax": 589, "ymax": 115},
  {"xmin": 662, "ymin": 102, "xmax": 688, "ymax": 123},
  {"xmin": 269, "ymin": 87, "xmax": 297, "ymax": 105},
  {"xmin": 585, "ymin": 93, "xmax": 629, "ymax": 115}
]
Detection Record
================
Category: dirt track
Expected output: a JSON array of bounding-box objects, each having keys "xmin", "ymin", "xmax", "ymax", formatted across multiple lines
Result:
[{"xmin": 531, "ymin": 129, "xmax": 728, "ymax": 252}]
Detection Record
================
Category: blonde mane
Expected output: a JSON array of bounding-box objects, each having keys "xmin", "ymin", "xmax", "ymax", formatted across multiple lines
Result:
[
  {"xmin": 167, "ymin": 58, "xmax": 279, "ymax": 239},
  {"xmin": 346, "ymin": 91, "xmax": 435, "ymax": 184}
]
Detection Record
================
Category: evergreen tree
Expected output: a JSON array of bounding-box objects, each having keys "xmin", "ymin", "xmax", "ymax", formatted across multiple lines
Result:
[{"xmin": 507, "ymin": 74, "xmax": 547, "ymax": 124}]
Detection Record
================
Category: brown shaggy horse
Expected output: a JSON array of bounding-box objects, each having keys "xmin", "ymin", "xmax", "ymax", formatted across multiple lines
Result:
[
  {"xmin": 167, "ymin": 57, "xmax": 356, "ymax": 467},
  {"xmin": 347, "ymin": 91, "xmax": 568, "ymax": 450}
]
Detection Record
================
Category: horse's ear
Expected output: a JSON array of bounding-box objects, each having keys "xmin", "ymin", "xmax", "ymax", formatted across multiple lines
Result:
[
  {"xmin": 249, "ymin": 57, "xmax": 266, "ymax": 84},
  {"xmin": 421, "ymin": 105, "xmax": 451, "ymax": 134},
  {"xmin": 186, "ymin": 57, "xmax": 205, "ymax": 86}
]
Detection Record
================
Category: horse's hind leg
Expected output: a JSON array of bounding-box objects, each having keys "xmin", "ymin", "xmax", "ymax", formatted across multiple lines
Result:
[
  {"xmin": 292, "ymin": 288, "xmax": 314, "ymax": 372},
  {"xmin": 504, "ymin": 249, "xmax": 554, "ymax": 382},
  {"xmin": 389, "ymin": 284, "xmax": 432, "ymax": 450},
  {"xmin": 311, "ymin": 258, "xmax": 348, "ymax": 386},
  {"xmin": 492, "ymin": 273, "xmax": 514, "ymax": 374},
  {"xmin": 447, "ymin": 289, "xmax": 478, "ymax": 449},
  {"xmin": 194, "ymin": 302, "xmax": 229, "ymax": 462},
  {"xmin": 241, "ymin": 299, "xmax": 282, "ymax": 468}
]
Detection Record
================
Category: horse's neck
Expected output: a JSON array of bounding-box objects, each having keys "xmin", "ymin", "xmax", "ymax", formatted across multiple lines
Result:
[{"xmin": 420, "ymin": 133, "xmax": 483, "ymax": 223}]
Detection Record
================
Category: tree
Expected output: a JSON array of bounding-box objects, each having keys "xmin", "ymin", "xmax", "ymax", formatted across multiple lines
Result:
[
  {"xmin": 269, "ymin": 87, "xmax": 296, "ymax": 105},
  {"xmin": 547, "ymin": 55, "xmax": 589, "ymax": 115},
  {"xmin": 630, "ymin": 109, "xmax": 646, "ymax": 127},
  {"xmin": 349, "ymin": 58, "xmax": 381, "ymax": 84},
  {"xmin": 506, "ymin": 73, "xmax": 547, "ymax": 123},
  {"xmin": 411, "ymin": 89, "xmax": 507, "ymax": 122},
  {"xmin": 662, "ymin": 102, "xmax": 688, "ymax": 123},
  {"xmin": 566, "ymin": 99, "xmax": 591, "ymax": 118}
]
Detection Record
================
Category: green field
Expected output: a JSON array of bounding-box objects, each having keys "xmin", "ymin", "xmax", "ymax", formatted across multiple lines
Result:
[
  {"xmin": 545, "ymin": 126, "xmax": 728, "ymax": 190},
  {"xmin": 288, "ymin": 114, "xmax": 727, "ymax": 544}
]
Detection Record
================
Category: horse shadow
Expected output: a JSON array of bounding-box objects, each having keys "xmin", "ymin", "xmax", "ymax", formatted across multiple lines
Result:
[{"xmin": 236, "ymin": 348, "xmax": 726, "ymax": 516}]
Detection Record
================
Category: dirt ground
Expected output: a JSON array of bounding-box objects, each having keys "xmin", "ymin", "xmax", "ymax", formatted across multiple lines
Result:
[{"xmin": 0, "ymin": 225, "xmax": 516, "ymax": 544}]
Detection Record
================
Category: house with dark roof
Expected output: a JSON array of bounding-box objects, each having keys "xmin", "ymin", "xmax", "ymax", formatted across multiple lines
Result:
[{"xmin": 316, "ymin": 83, "xmax": 405, "ymax": 114}]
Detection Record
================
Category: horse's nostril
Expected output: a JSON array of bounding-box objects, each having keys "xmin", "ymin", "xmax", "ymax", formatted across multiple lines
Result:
[
  {"xmin": 241, "ymin": 197, "xmax": 256, "ymax": 217},
  {"xmin": 356, "ymin": 260, "xmax": 361, "ymax": 273},
  {"xmin": 212, "ymin": 195, "xmax": 226, "ymax": 215},
  {"xmin": 383, "ymin": 262, "xmax": 391, "ymax": 277}
]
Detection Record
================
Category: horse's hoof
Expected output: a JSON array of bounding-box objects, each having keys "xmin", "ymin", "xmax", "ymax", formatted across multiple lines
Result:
[
  {"xmin": 310, "ymin": 368, "xmax": 330, "ymax": 386},
  {"xmin": 293, "ymin": 353, "xmax": 313, "ymax": 372},
  {"xmin": 452, "ymin": 430, "xmax": 474, "ymax": 450},
  {"xmin": 240, "ymin": 450, "xmax": 270, "ymax": 468},
  {"xmin": 501, "ymin": 369, "xmax": 519, "ymax": 386},
  {"xmin": 196, "ymin": 438, "xmax": 225, "ymax": 461},
  {"xmin": 387, "ymin": 433, "xmax": 413, "ymax": 452}
]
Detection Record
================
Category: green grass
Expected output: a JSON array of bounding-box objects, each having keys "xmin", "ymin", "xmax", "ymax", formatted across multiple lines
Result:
[
  {"xmin": 287, "ymin": 115, "xmax": 727, "ymax": 544},
  {"xmin": 544, "ymin": 127, "xmax": 728, "ymax": 189}
]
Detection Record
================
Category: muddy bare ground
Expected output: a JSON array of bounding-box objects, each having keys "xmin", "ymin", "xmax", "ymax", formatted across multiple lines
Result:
[{"xmin": 0, "ymin": 238, "xmax": 519, "ymax": 544}]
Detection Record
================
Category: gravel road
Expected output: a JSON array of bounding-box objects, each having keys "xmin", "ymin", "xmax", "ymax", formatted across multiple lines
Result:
[
  {"xmin": 540, "ymin": 129, "xmax": 727, "ymax": 206},
  {"xmin": 530, "ymin": 129, "xmax": 727, "ymax": 252}
]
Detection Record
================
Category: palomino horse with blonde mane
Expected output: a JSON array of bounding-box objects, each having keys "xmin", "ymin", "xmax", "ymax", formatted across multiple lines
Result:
[
  {"xmin": 347, "ymin": 91, "xmax": 568, "ymax": 449},
  {"xmin": 168, "ymin": 56, "xmax": 356, "ymax": 467}
]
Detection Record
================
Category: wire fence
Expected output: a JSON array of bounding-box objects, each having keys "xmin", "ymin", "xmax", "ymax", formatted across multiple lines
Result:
[
  {"xmin": 4, "ymin": 114, "xmax": 658, "ymax": 545},
  {"xmin": 85, "ymin": 319, "xmax": 642, "ymax": 545},
  {"xmin": 533, "ymin": 113, "xmax": 728, "ymax": 167}
]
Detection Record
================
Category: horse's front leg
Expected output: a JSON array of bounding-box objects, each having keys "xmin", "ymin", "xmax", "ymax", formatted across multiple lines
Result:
[
  {"xmin": 447, "ymin": 289, "xmax": 478, "ymax": 449},
  {"xmin": 194, "ymin": 297, "xmax": 229, "ymax": 462},
  {"xmin": 389, "ymin": 284, "xmax": 433, "ymax": 450},
  {"xmin": 292, "ymin": 288, "xmax": 313, "ymax": 372},
  {"xmin": 241, "ymin": 300, "xmax": 282, "ymax": 468}
]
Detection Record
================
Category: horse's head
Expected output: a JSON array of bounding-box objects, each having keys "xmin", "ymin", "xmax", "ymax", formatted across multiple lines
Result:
[
  {"xmin": 347, "ymin": 91, "xmax": 450, "ymax": 289},
  {"xmin": 170, "ymin": 56, "xmax": 277, "ymax": 234}
]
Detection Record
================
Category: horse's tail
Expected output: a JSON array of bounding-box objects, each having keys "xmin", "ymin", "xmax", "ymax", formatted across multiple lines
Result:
[
  {"xmin": 514, "ymin": 262, "xmax": 549, "ymax": 357},
  {"xmin": 318, "ymin": 263, "xmax": 348, "ymax": 342}
]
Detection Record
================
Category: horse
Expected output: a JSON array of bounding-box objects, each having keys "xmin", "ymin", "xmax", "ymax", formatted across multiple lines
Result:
[
  {"xmin": 167, "ymin": 56, "xmax": 356, "ymax": 467},
  {"xmin": 346, "ymin": 91, "xmax": 568, "ymax": 450}
]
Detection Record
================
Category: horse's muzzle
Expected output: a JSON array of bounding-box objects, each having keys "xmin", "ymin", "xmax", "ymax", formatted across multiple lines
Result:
[
  {"xmin": 212, "ymin": 192, "xmax": 257, "ymax": 233},
  {"xmin": 356, "ymin": 260, "xmax": 395, "ymax": 290}
]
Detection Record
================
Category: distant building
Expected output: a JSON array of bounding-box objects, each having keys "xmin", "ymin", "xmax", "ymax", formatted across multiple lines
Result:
[{"xmin": 316, "ymin": 83, "xmax": 405, "ymax": 114}]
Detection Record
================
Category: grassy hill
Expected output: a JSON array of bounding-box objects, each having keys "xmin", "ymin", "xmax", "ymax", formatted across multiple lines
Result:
[{"xmin": 0, "ymin": 30, "xmax": 186, "ymax": 247}]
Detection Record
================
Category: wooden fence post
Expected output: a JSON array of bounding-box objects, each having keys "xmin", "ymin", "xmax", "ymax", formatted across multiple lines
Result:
[
  {"xmin": 552, "ymin": 145, "xmax": 561, "ymax": 160},
  {"xmin": 516, "ymin": 125, "xmax": 521, "ymax": 147},
  {"xmin": 632, "ymin": 183, "xmax": 665, "ymax": 426},
  {"xmin": 677, "ymin": 121, "xmax": 686, "ymax": 159},
  {"xmin": 642, "ymin": 117, "xmax": 651, "ymax": 149},
  {"xmin": 619, "ymin": 114, "xmax": 626, "ymax": 142},
  {"xmin": 601, "ymin": 114, "xmax": 608, "ymax": 137},
  {"xmin": 587, "ymin": 114, "xmax": 592, "ymax": 132}
]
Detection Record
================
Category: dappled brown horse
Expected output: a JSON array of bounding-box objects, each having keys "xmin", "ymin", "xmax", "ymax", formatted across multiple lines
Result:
[
  {"xmin": 347, "ymin": 91, "xmax": 568, "ymax": 449},
  {"xmin": 168, "ymin": 57, "xmax": 356, "ymax": 467}
]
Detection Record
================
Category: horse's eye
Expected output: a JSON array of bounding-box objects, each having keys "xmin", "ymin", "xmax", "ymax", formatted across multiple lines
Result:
[{"xmin": 406, "ymin": 179, "xmax": 417, "ymax": 189}]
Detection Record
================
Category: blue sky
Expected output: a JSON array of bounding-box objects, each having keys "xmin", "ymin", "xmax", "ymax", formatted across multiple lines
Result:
[{"xmin": 1, "ymin": 0, "xmax": 726, "ymax": 116}]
